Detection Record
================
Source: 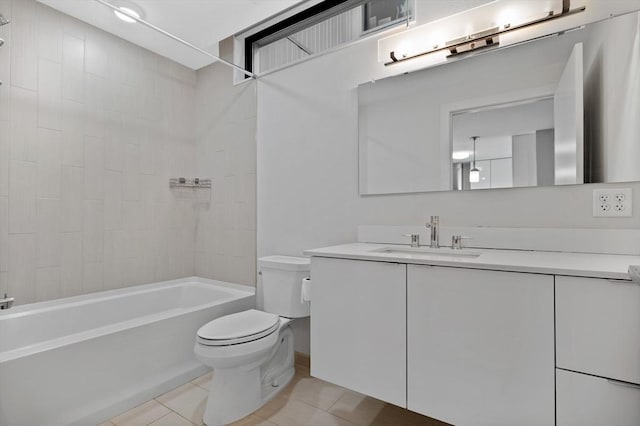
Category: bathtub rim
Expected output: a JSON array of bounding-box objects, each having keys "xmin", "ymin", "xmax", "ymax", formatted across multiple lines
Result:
[{"xmin": 0, "ymin": 277, "xmax": 256, "ymax": 363}]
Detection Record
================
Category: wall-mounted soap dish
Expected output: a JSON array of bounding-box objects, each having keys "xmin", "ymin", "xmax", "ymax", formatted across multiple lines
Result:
[{"xmin": 169, "ymin": 177, "xmax": 211, "ymax": 189}]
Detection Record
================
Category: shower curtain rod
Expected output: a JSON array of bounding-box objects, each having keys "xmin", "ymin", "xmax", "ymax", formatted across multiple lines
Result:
[{"xmin": 93, "ymin": 0, "xmax": 256, "ymax": 79}]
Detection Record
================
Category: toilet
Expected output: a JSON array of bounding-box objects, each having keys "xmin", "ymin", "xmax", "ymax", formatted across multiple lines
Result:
[{"xmin": 194, "ymin": 256, "xmax": 311, "ymax": 426}]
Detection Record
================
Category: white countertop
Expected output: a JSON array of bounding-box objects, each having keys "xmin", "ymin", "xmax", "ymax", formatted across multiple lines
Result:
[{"xmin": 303, "ymin": 243, "xmax": 640, "ymax": 280}]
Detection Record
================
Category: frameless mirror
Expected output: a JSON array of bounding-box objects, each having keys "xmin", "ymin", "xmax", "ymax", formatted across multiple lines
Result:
[{"xmin": 358, "ymin": 11, "xmax": 640, "ymax": 195}]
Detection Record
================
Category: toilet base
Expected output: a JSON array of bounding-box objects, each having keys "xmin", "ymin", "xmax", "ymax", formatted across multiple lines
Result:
[{"xmin": 202, "ymin": 326, "xmax": 295, "ymax": 426}]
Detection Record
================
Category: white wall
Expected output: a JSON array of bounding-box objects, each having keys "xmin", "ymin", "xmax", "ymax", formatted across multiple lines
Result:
[
  {"xmin": 0, "ymin": 0, "xmax": 197, "ymax": 305},
  {"xmin": 256, "ymin": 29, "xmax": 640, "ymax": 255},
  {"xmin": 584, "ymin": 11, "xmax": 640, "ymax": 183}
]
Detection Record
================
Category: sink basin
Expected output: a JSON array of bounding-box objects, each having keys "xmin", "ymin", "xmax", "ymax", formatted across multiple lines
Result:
[{"xmin": 370, "ymin": 246, "xmax": 482, "ymax": 259}]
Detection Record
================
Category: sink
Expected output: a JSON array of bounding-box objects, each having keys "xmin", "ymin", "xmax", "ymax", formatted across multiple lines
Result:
[{"xmin": 370, "ymin": 246, "xmax": 482, "ymax": 259}]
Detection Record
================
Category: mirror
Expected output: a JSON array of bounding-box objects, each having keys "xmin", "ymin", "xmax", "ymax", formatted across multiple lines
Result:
[{"xmin": 358, "ymin": 11, "xmax": 640, "ymax": 195}]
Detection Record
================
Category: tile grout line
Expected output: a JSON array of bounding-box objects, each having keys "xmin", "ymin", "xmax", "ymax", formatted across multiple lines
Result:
[{"xmin": 150, "ymin": 399, "xmax": 198, "ymax": 426}]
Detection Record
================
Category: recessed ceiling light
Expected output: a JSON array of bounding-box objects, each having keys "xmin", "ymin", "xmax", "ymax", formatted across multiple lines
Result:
[{"xmin": 114, "ymin": 6, "xmax": 140, "ymax": 23}]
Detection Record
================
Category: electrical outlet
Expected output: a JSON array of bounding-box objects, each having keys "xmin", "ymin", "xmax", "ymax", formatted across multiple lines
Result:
[{"xmin": 593, "ymin": 188, "xmax": 633, "ymax": 217}]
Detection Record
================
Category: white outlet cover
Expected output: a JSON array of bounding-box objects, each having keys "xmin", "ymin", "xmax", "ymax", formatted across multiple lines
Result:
[{"xmin": 593, "ymin": 188, "xmax": 633, "ymax": 217}]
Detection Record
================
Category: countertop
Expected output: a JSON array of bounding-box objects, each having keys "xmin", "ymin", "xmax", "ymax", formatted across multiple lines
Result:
[{"xmin": 303, "ymin": 243, "xmax": 640, "ymax": 280}]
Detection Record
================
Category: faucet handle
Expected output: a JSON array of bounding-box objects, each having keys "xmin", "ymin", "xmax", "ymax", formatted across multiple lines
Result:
[
  {"xmin": 451, "ymin": 235, "xmax": 472, "ymax": 250},
  {"xmin": 402, "ymin": 234, "xmax": 420, "ymax": 248}
]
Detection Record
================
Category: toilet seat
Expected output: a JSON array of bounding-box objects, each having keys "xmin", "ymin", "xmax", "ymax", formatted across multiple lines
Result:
[{"xmin": 197, "ymin": 309, "xmax": 280, "ymax": 346}]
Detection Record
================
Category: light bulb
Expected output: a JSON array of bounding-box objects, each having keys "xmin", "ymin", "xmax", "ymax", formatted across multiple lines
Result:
[{"xmin": 469, "ymin": 168, "xmax": 480, "ymax": 183}]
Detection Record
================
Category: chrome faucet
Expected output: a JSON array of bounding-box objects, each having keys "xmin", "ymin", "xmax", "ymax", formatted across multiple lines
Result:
[{"xmin": 425, "ymin": 216, "xmax": 440, "ymax": 248}]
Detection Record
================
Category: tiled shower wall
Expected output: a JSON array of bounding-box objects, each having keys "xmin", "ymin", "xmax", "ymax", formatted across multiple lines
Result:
[
  {"xmin": 0, "ymin": 0, "xmax": 198, "ymax": 305},
  {"xmin": 194, "ymin": 62, "xmax": 257, "ymax": 286}
]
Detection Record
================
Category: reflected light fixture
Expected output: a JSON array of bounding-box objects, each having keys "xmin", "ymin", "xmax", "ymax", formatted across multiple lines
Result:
[
  {"xmin": 469, "ymin": 136, "xmax": 480, "ymax": 183},
  {"xmin": 114, "ymin": 6, "xmax": 140, "ymax": 23},
  {"xmin": 452, "ymin": 151, "xmax": 470, "ymax": 160}
]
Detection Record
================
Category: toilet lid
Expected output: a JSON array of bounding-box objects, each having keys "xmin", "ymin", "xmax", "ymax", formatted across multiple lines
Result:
[{"xmin": 197, "ymin": 309, "xmax": 280, "ymax": 346}]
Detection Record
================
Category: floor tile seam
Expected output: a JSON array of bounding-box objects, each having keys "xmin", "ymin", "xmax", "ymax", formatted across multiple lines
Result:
[
  {"xmin": 287, "ymin": 388, "xmax": 345, "ymax": 413},
  {"xmin": 287, "ymin": 398, "xmax": 361, "ymax": 426},
  {"xmin": 148, "ymin": 409, "xmax": 199, "ymax": 426}
]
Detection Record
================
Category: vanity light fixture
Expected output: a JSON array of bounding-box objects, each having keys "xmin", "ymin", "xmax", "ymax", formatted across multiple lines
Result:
[
  {"xmin": 386, "ymin": 0, "xmax": 585, "ymax": 66},
  {"xmin": 469, "ymin": 136, "xmax": 480, "ymax": 183}
]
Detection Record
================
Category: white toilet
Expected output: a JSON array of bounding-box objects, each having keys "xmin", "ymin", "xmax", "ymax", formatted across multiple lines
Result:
[{"xmin": 194, "ymin": 255, "xmax": 311, "ymax": 426}]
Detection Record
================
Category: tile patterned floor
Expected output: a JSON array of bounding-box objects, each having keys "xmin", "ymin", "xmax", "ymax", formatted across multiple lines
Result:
[{"xmin": 103, "ymin": 357, "xmax": 448, "ymax": 426}]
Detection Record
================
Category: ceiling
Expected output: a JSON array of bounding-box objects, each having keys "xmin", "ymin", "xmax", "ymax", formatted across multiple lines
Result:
[{"xmin": 37, "ymin": 0, "xmax": 303, "ymax": 70}]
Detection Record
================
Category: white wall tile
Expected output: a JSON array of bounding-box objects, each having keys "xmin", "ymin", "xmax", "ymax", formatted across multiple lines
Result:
[
  {"xmin": 104, "ymin": 170, "xmax": 123, "ymax": 230},
  {"xmin": 61, "ymin": 99, "xmax": 84, "ymax": 166},
  {"xmin": 103, "ymin": 229, "xmax": 124, "ymax": 290},
  {"xmin": 10, "ymin": 86, "xmax": 38, "ymax": 161},
  {"xmin": 62, "ymin": 34, "xmax": 85, "ymax": 103},
  {"xmin": 85, "ymin": 71, "xmax": 106, "ymax": 112},
  {"xmin": 0, "ymin": 122, "xmax": 9, "ymax": 197},
  {"xmin": 10, "ymin": 0, "xmax": 38, "ymax": 91},
  {"xmin": 83, "ymin": 200, "xmax": 103, "ymax": 262},
  {"xmin": 9, "ymin": 160, "xmax": 36, "ymax": 233},
  {"xmin": 0, "ymin": 197, "xmax": 7, "ymax": 272},
  {"xmin": 5, "ymin": 0, "xmax": 197, "ymax": 304},
  {"xmin": 8, "ymin": 233, "xmax": 35, "ymax": 305},
  {"xmin": 36, "ymin": 198, "xmax": 61, "ymax": 267},
  {"xmin": 0, "ymin": 10, "xmax": 10, "ymax": 122},
  {"xmin": 36, "ymin": 128, "xmax": 62, "ymax": 198},
  {"xmin": 60, "ymin": 12, "xmax": 85, "ymax": 41},
  {"xmin": 82, "ymin": 261, "xmax": 102, "ymax": 294},
  {"xmin": 60, "ymin": 232, "xmax": 82, "ymax": 297},
  {"xmin": 37, "ymin": 58, "xmax": 63, "ymax": 130},
  {"xmin": 123, "ymin": 143, "xmax": 140, "ymax": 201},
  {"xmin": 61, "ymin": 165, "xmax": 82, "ymax": 232},
  {"xmin": 85, "ymin": 28, "xmax": 107, "ymax": 78},
  {"xmin": 35, "ymin": 266, "xmax": 60, "ymax": 301},
  {"xmin": 83, "ymin": 135, "xmax": 104, "ymax": 199},
  {"xmin": 37, "ymin": 3, "xmax": 62, "ymax": 63},
  {"xmin": 104, "ymin": 115, "xmax": 124, "ymax": 172}
]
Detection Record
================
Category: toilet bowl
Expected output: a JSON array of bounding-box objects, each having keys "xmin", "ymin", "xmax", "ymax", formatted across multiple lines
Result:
[{"xmin": 194, "ymin": 256, "xmax": 310, "ymax": 426}]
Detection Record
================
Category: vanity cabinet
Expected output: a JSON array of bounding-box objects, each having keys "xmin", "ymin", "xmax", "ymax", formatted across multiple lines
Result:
[
  {"xmin": 310, "ymin": 257, "xmax": 407, "ymax": 407},
  {"xmin": 406, "ymin": 265, "xmax": 555, "ymax": 426},
  {"xmin": 309, "ymin": 252, "xmax": 639, "ymax": 425},
  {"xmin": 555, "ymin": 276, "xmax": 640, "ymax": 425},
  {"xmin": 556, "ymin": 369, "xmax": 640, "ymax": 426},
  {"xmin": 556, "ymin": 276, "xmax": 640, "ymax": 384}
]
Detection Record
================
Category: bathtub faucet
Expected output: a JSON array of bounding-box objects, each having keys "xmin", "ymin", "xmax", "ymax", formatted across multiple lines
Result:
[{"xmin": 0, "ymin": 293, "xmax": 14, "ymax": 310}]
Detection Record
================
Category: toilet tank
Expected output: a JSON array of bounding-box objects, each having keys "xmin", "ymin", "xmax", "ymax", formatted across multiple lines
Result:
[{"xmin": 258, "ymin": 255, "xmax": 310, "ymax": 318}]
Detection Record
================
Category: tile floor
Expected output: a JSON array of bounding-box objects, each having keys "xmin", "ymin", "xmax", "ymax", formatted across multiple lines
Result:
[{"xmin": 102, "ymin": 357, "xmax": 448, "ymax": 426}]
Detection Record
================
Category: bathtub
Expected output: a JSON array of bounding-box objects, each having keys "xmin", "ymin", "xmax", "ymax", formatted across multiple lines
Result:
[{"xmin": 0, "ymin": 277, "xmax": 255, "ymax": 426}]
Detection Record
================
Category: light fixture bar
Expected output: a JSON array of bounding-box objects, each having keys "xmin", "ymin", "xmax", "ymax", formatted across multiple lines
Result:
[
  {"xmin": 93, "ymin": 0, "xmax": 256, "ymax": 78},
  {"xmin": 385, "ymin": 4, "xmax": 586, "ymax": 66}
]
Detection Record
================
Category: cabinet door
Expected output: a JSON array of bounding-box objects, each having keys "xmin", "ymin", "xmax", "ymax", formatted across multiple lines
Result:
[
  {"xmin": 407, "ymin": 265, "xmax": 554, "ymax": 426},
  {"xmin": 557, "ymin": 369, "xmax": 640, "ymax": 426},
  {"xmin": 310, "ymin": 257, "xmax": 406, "ymax": 407},
  {"xmin": 556, "ymin": 276, "xmax": 640, "ymax": 384}
]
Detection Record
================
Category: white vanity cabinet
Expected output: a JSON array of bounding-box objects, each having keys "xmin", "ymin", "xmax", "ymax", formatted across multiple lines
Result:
[
  {"xmin": 310, "ymin": 257, "xmax": 407, "ymax": 407},
  {"xmin": 555, "ymin": 276, "xmax": 640, "ymax": 426},
  {"xmin": 406, "ymin": 265, "xmax": 555, "ymax": 426}
]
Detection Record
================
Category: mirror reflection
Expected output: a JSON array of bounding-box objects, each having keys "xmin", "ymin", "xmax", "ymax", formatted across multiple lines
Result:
[{"xmin": 358, "ymin": 11, "xmax": 640, "ymax": 195}]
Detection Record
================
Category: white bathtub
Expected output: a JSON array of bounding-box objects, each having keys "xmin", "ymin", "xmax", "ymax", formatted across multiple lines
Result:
[{"xmin": 0, "ymin": 277, "xmax": 255, "ymax": 426}]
